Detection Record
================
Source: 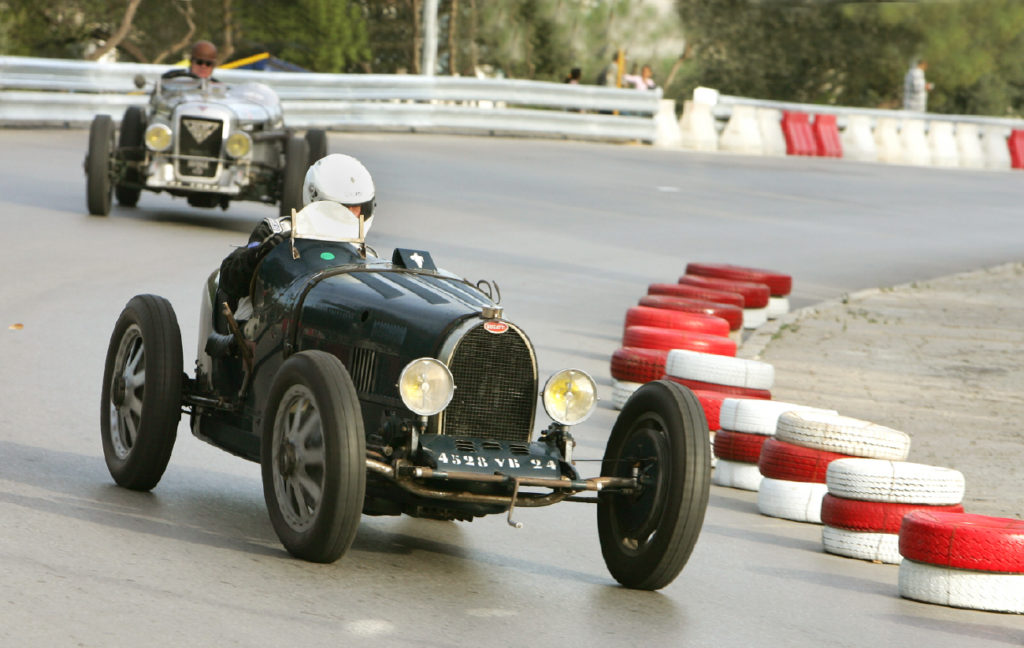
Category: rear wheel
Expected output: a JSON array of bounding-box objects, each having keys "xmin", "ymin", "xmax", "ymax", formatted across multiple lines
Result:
[
  {"xmin": 305, "ymin": 129, "xmax": 328, "ymax": 167},
  {"xmin": 279, "ymin": 136, "xmax": 308, "ymax": 216},
  {"xmin": 100, "ymin": 294, "xmax": 183, "ymax": 491},
  {"xmin": 86, "ymin": 114, "xmax": 115, "ymax": 216},
  {"xmin": 261, "ymin": 351, "xmax": 366, "ymax": 562},
  {"xmin": 115, "ymin": 106, "xmax": 145, "ymax": 207},
  {"xmin": 597, "ymin": 380, "xmax": 711, "ymax": 590}
]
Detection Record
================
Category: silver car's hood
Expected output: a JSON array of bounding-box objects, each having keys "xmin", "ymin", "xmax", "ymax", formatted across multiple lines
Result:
[{"xmin": 153, "ymin": 80, "xmax": 283, "ymax": 126}]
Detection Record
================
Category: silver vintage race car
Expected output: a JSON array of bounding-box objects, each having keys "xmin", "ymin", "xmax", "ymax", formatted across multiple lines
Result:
[{"xmin": 84, "ymin": 75, "xmax": 325, "ymax": 217}]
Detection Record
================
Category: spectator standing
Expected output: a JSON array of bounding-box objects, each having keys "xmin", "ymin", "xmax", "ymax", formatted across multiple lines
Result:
[
  {"xmin": 903, "ymin": 58, "xmax": 933, "ymax": 112},
  {"xmin": 623, "ymin": 64, "xmax": 657, "ymax": 91}
]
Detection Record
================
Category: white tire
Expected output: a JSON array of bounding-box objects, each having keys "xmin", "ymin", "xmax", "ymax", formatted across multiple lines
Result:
[
  {"xmin": 711, "ymin": 459, "xmax": 763, "ymax": 491},
  {"xmin": 822, "ymin": 526, "xmax": 902, "ymax": 564},
  {"xmin": 665, "ymin": 349, "xmax": 775, "ymax": 390},
  {"xmin": 742, "ymin": 307, "xmax": 768, "ymax": 329},
  {"xmin": 719, "ymin": 398, "xmax": 836, "ymax": 436},
  {"xmin": 776, "ymin": 411, "xmax": 910, "ymax": 460},
  {"xmin": 757, "ymin": 477, "xmax": 828, "ymax": 524},
  {"xmin": 826, "ymin": 458, "xmax": 965, "ymax": 505},
  {"xmin": 899, "ymin": 559, "xmax": 1024, "ymax": 614},
  {"xmin": 611, "ymin": 380, "xmax": 642, "ymax": 410},
  {"xmin": 767, "ymin": 296, "xmax": 790, "ymax": 319}
]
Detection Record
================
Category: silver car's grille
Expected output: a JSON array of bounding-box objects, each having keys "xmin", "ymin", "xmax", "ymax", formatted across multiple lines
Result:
[
  {"xmin": 177, "ymin": 117, "xmax": 222, "ymax": 177},
  {"xmin": 442, "ymin": 323, "xmax": 536, "ymax": 443}
]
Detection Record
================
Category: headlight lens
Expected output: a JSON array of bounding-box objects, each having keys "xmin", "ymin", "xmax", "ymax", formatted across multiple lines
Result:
[
  {"xmin": 225, "ymin": 132, "xmax": 252, "ymax": 158},
  {"xmin": 144, "ymin": 123, "xmax": 172, "ymax": 151},
  {"xmin": 542, "ymin": 369, "xmax": 597, "ymax": 426},
  {"xmin": 398, "ymin": 358, "xmax": 455, "ymax": 416}
]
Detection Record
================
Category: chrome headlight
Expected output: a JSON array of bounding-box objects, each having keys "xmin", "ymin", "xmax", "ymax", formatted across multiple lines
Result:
[
  {"xmin": 398, "ymin": 358, "xmax": 455, "ymax": 416},
  {"xmin": 144, "ymin": 123, "xmax": 172, "ymax": 151},
  {"xmin": 225, "ymin": 131, "xmax": 252, "ymax": 158},
  {"xmin": 542, "ymin": 369, "xmax": 597, "ymax": 426}
]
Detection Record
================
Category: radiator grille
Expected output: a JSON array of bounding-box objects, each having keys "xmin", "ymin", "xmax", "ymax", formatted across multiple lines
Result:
[
  {"xmin": 349, "ymin": 346, "xmax": 377, "ymax": 394},
  {"xmin": 442, "ymin": 323, "xmax": 536, "ymax": 443},
  {"xmin": 177, "ymin": 117, "xmax": 222, "ymax": 177}
]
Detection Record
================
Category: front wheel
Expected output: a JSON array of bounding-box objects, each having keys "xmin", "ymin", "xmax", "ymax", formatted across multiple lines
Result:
[
  {"xmin": 305, "ymin": 129, "xmax": 328, "ymax": 167},
  {"xmin": 100, "ymin": 294, "xmax": 183, "ymax": 491},
  {"xmin": 261, "ymin": 351, "xmax": 366, "ymax": 562},
  {"xmin": 86, "ymin": 114, "xmax": 115, "ymax": 216},
  {"xmin": 279, "ymin": 135, "xmax": 309, "ymax": 216},
  {"xmin": 597, "ymin": 380, "xmax": 711, "ymax": 590},
  {"xmin": 115, "ymin": 106, "xmax": 145, "ymax": 207}
]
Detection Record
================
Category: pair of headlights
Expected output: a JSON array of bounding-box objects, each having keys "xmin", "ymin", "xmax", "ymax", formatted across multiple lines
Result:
[
  {"xmin": 143, "ymin": 124, "xmax": 252, "ymax": 158},
  {"xmin": 398, "ymin": 358, "xmax": 597, "ymax": 426}
]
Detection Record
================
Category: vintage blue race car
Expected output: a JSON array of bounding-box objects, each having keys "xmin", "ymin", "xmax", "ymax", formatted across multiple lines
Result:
[{"xmin": 100, "ymin": 202, "xmax": 711, "ymax": 589}]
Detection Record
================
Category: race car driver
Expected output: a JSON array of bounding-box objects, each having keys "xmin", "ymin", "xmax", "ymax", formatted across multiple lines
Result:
[{"xmin": 162, "ymin": 40, "xmax": 219, "ymax": 81}]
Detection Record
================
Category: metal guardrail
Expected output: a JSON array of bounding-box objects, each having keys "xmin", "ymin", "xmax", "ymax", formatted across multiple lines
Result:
[{"xmin": 0, "ymin": 56, "xmax": 660, "ymax": 141}]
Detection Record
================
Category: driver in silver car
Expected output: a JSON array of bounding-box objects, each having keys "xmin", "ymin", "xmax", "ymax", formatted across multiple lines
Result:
[{"xmin": 162, "ymin": 41, "xmax": 220, "ymax": 81}]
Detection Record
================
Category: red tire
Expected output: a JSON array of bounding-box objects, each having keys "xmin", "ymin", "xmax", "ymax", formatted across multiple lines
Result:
[
  {"xmin": 758, "ymin": 437, "xmax": 852, "ymax": 484},
  {"xmin": 662, "ymin": 375, "xmax": 771, "ymax": 400},
  {"xmin": 821, "ymin": 494, "xmax": 964, "ymax": 534},
  {"xmin": 678, "ymin": 275, "xmax": 770, "ymax": 308},
  {"xmin": 691, "ymin": 389, "xmax": 727, "ymax": 431},
  {"xmin": 647, "ymin": 283, "xmax": 745, "ymax": 308},
  {"xmin": 610, "ymin": 347, "xmax": 668, "ymax": 384},
  {"xmin": 713, "ymin": 428, "xmax": 769, "ymax": 464},
  {"xmin": 623, "ymin": 325, "xmax": 736, "ymax": 356},
  {"xmin": 685, "ymin": 263, "xmax": 792, "ymax": 296},
  {"xmin": 638, "ymin": 295, "xmax": 743, "ymax": 331},
  {"xmin": 624, "ymin": 306, "xmax": 730, "ymax": 338},
  {"xmin": 899, "ymin": 511, "xmax": 1024, "ymax": 573}
]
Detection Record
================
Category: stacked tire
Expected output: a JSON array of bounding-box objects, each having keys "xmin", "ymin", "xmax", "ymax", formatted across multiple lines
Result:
[
  {"xmin": 685, "ymin": 263, "xmax": 793, "ymax": 320},
  {"xmin": 663, "ymin": 349, "xmax": 773, "ymax": 400},
  {"xmin": 821, "ymin": 459, "xmax": 965, "ymax": 564},
  {"xmin": 757, "ymin": 411, "xmax": 910, "ymax": 524},
  {"xmin": 643, "ymin": 288, "xmax": 745, "ymax": 342},
  {"xmin": 898, "ymin": 511, "xmax": 1024, "ymax": 614},
  {"xmin": 712, "ymin": 399, "xmax": 835, "ymax": 491}
]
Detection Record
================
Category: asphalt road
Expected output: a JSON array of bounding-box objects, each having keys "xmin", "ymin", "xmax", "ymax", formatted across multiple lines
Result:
[{"xmin": 1, "ymin": 129, "xmax": 1021, "ymax": 646}]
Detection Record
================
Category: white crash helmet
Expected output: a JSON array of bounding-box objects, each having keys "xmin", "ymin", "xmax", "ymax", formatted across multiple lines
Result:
[{"xmin": 302, "ymin": 153, "xmax": 375, "ymax": 220}]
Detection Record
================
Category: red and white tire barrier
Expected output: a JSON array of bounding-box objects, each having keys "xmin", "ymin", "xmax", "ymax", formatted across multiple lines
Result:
[
  {"xmin": 678, "ymin": 275, "xmax": 770, "ymax": 329},
  {"xmin": 665, "ymin": 349, "xmax": 774, "ymax": 390},
  {"xmin": 663, "ymin": 375, "xmax": 771, "ymax": 400},
  {"xmin": 775, "ymin": 411, "xmax": 911, "ymax": 461},
  {"xmin": 611, "ymin": 380, "xmax": 642, "ymax": 410},
  {"xmin": 639, "ymin": 294, "xmax": 744, "ymax": 332},
  {"xmin": 647, "ymin": 283, "xmax": 745, "ymax": 308},
  {"xmin": 826, "ymin": 459, "xmax": 965, "ymax": 505},
  {"xmin": 623, "ymin": 325, "xmax": 737, "ymax": 356},
  {"xmin": 623, "ymin": 305, "xmax": 730, "ymax": 338},
  {"xmin": 822, "ymin": 527, "xmax": 904, "ymax": 564},
  {"xmin": 766, "ymin": 296, "xmax": 790, "ymax": 319},
  {"xmin": 712, "ymin": 458, "xmax": 764, "ymax": 491},
  {"xmin": 758, "ymin": 438, "xmax": 852, "ymax": 483},
  {"xmin": 691, "ymin": 389, "xmax": 728, "ymax": 432},
  {"xmin": 719, "ymin": 399, "xmax": 835, "ymax": 436},
  {"xmin": 756, "ymin": 477, "xmax": 828, "ymax": 523},
  {"xmin": 714, "ymin": 428, "xmax": 769, "ymax": 464},
  {"xmin": 610, "ymin": 347, "xmax": 668, "ymax": 384},
  {"xmin": 684, "ymin": 262, "xmax": 793, "ymax": 321},
  {"xmin": 898, "ymin": 511, "xmax": 1024, "ymax": 613}
]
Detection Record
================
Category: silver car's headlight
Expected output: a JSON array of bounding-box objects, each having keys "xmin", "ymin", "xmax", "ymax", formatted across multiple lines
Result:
[
  {"xmin": 398, "ymin": 358, "xmax": 455, "ymax": 416},
  {"xmin": 225, "ymin": 132, "xmax": 252, "ymax": 158},
  {"xmin": 542, "ymin": 369, "xmax": 597, "ymax": 426},
  {"xmin": 144, "ymin": 123, "xmax": 172, "ymax": 151}
]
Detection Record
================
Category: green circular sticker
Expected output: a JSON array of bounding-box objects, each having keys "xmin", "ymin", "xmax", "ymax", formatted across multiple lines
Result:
[{"xmin": 320, "ymin": 252, "xmax": 336, "ymax": 261}]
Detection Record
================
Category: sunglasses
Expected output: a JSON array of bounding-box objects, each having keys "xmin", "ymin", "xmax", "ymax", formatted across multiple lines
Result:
[{"xmin": 192, "ymin": 58, "xmax": 215, "ymax": 67}]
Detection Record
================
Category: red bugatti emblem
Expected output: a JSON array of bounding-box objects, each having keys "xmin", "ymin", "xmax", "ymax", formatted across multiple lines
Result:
[{"xmin": 483, "ymin": 320, "xmax": 508, "ymax": 334}]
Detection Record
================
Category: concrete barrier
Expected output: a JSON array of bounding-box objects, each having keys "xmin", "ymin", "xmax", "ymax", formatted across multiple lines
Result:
[
  {"xmin": 900, "ymin": 118, "xmax": 931, "ymax": 166},
  {"xmin": 982, "ymin": 125, "xmax": 1011, "ymax": 170},
  {"xmin": 927, "ymin": 121, "xmax": 959, "ymax": 168},
  {"xmin": 955, "ymin": 123, "xmax": 985, "ymax": 169},
  {"xmin": 874, "ymin": 118, "xmax": 903, "ymax": 164},
  {"xmin": 679, "ymin": 100, "xmax": 719, "ymax": 151},
  {"xmin": 841, "ymin": 115, "xmax": 877, "ymax": 162},
  {"xmin": 719, "ymin": 105, "xmax": 763, "ymax": 155},
  {"xmin": 653, "ymin": 99, "xmax": 683, "ymax": 148},
  {"xmin": 758, "ymin": 108, "xmax": 786, "ymax": 156}
]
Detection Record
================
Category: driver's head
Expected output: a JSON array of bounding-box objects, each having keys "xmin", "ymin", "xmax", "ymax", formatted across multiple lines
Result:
[
  {"xmin": 302, "ymin": 154, "xmax": 375, "ymax": 220},
  {"xmin": 189, "ymin": 41, "xmax": 218, "ymax": 79}
]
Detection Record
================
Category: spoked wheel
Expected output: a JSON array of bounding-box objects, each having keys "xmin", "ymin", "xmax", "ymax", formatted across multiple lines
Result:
[
  {"xmin": 100, "ymin": 294, "xmax": 183, "ymax": 491},
  {"xmin": 86, "ymin": 114, "xmax": 115, "ymax": 216},
  {"xmin": 279, "ymin": 135, "xmax": 309, "ymax": 216},
  {"xmin": 115, "ymin": 106, "xmax": 145, "ymax": 207},
  {"xmin": 261, "ymin": 351, "xmax": 366, "ymax": 562},
  {"xmin": 597, "ymin": 380, "xmax": 711, "ymax": 590},
  {"xmin": 305, "ymin": 129, "xmax": 328, "ymax": 167}
]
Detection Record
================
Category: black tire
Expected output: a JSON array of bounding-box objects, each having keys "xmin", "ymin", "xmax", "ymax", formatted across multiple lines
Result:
[
  {"xmin": 305, "ymin": 129, "xmax": 328, "ymax": 168},
  {"xmin": 261, "ymin": 350, "xmax": 366, "ymax": 562},
  {"xmin": 100, "ymin": 294, "xmax": 184, "ymax": 491},
  {"xmin": 115, "ymin": 106, "xmax": 145, "ymax": 207},
  {"xmin": 86, "ymin": 114, "xmax": 115, "ymax": 216},
  {"xmin": 597, "ymin": 379, "xmax": 711, "ymax": 590},
  {"xmin": 279, "ymin": 136, "xmax": 309, "ymax": 217}
]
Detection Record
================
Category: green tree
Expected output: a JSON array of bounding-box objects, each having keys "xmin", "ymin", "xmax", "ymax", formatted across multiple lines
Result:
[{"xmin": 236, "ymin": 0, "xmax": 369, "ymax": 72}]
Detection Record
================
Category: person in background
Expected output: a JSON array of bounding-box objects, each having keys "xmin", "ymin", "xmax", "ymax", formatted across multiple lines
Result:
[
  {"xmin": 903, "ymin": 58, "xmax": 933, "ymax": 112},
  {"xmin": 564, "ymin": 67, "xmax": 581, "ymax": 84},
  {"xmin": 623, "ymin": 64, "xmax": 657, "ymax": 91}
]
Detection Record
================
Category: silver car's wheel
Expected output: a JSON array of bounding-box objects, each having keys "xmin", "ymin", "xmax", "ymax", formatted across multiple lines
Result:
[
  {"xmin": 270, "ymin": 384, "xmax": 326, "ymax": 532},
  {"xmin": 109, "ymin": 324, "xmax": 145, "ymax": 458}
]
